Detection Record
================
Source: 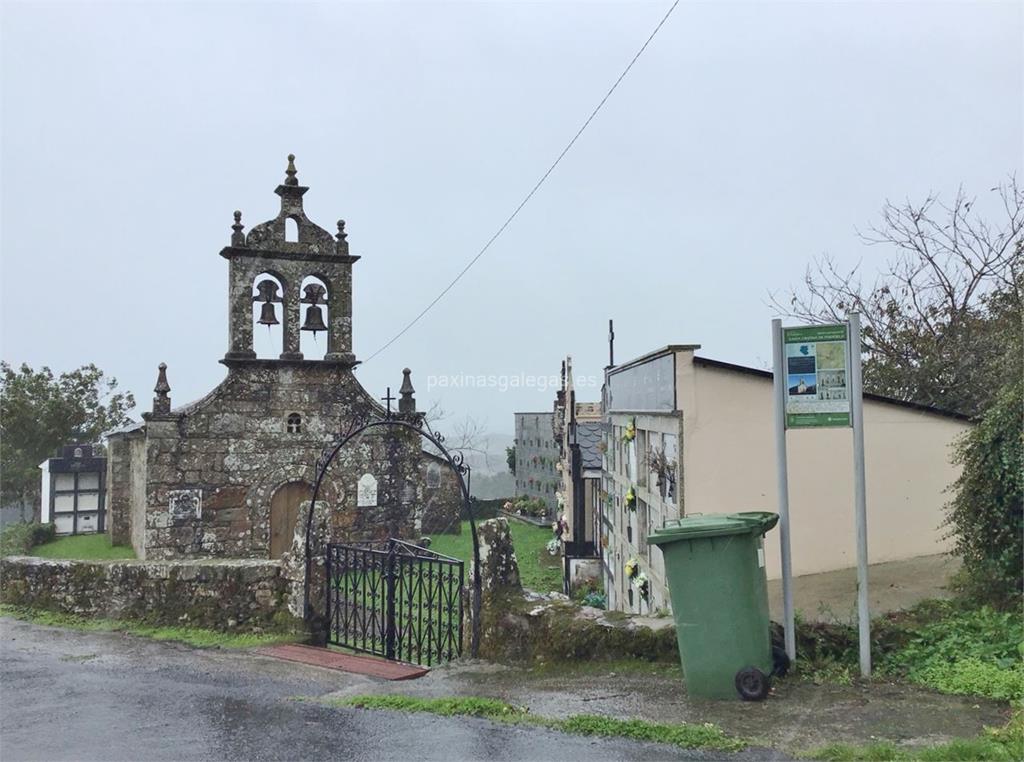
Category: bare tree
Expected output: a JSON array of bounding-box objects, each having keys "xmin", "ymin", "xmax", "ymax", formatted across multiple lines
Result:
[
  {"xmin": 771, "ymin": 178, "xmax": 1023, "ymax": 417},
  {"xmin": 420, "ymin": 403, "xmax": 492, "ymax": 471}
]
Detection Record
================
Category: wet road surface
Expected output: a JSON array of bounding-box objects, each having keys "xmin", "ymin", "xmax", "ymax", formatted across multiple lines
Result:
[{"xmin": 0, "ymin": 619, "xmax": 778, "ymax": 761}]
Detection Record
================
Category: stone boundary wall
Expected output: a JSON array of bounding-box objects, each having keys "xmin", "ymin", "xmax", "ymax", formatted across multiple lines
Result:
[
  {"xmin": 0, "ymin": 556, "xmax": 296, "ymax": 632},
  {"xmin": 478, "ymin": 593, "xmax": 680, "ymax": 664}
]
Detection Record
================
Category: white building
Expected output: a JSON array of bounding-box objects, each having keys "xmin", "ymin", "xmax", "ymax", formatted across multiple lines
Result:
[{"xmin": 600, "ymin": 344, "xmax": 970, "ymax": 615}]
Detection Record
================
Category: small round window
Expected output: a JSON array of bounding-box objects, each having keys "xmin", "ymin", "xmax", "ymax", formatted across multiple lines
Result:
[{"xmin": 286, "ymin": 413, "xmax": 301, "ymax": 434}]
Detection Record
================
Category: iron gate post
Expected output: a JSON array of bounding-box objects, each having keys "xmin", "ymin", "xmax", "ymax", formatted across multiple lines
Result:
[
  {"xmin": 325, "ymin": 547, "xmax": 332, "ymax": 642},
  {"xmin": 384, "ymin": 540, "xmax": 398, "ymax": 661}
]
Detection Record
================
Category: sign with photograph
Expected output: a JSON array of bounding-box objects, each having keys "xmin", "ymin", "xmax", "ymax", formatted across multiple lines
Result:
[{"xmin": 782, "ymin": 324, "xmax": 851, "ymax": 428}]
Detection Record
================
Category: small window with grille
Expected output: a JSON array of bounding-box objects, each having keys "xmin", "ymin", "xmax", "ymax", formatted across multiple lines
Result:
[{"xmin": 286, "ymin": 413, "xmax": 302, "ymax": 433}]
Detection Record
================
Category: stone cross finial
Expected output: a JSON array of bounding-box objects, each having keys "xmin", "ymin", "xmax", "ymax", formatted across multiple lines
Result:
[
  {"xmin": 284, "ymin": 153, "xmax": 298, "ymax": 186},
  {"xmin": 152, "ymin": 363, "xmax": 171, "ymax": 415},
  {"xmin": 399, "ymin": 368, "xmax": 416, "ymax": 414},
  {"xmin": 231, "ymin": 210, "xmax": 245, "ymax": 246}
]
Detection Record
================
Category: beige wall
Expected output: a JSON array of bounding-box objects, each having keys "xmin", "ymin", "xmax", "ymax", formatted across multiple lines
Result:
[{"xmin": 682, "ymin": 359, "xmax": 968, "ymax": 579}]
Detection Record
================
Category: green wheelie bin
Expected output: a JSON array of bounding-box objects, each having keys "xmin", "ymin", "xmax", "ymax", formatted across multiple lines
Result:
[{"xmin": 648, "ymin": 511, "xmax": 780, "ymax": 701}]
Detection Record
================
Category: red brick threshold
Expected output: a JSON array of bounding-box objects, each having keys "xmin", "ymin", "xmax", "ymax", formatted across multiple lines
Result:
[{"xmin": 257, "ymin": 643, "xmax": 429, "ymax": 680}]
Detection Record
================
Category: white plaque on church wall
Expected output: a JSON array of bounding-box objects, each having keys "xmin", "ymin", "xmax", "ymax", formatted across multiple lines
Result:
[{"xmin": 357, "ymin": 473, "xmax": 378, "ymax": 507}]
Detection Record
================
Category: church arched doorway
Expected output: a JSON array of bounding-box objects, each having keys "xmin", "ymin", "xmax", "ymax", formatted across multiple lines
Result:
[{"xmin": 270, "ymin": 481, "xmax": 313, "ymax": 558}]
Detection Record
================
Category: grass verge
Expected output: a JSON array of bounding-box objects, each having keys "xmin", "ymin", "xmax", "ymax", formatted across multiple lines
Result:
[
  {"xmin": 31, "ymin": 534, "xmax": 136, "ymax": 560},
  {"xmin": 328, "ymin": 695, "xmax": 746, "ymax": 752},
  {"xmin": 0, "ymin": 605, "xmax": 302, "ymax": 649}
]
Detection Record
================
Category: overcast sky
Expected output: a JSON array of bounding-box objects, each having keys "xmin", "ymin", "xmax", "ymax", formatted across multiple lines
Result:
[{"xmin": 2, "ymin": 0, "xmax": 1021, "ymax": 434}]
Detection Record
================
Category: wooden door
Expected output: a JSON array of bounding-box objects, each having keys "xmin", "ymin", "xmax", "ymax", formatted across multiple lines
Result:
[{"xmin": 270, "ymin": 481, "xmax": 313, "ymax": 558}]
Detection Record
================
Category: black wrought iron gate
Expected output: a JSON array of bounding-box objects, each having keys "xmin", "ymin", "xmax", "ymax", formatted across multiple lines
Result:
[{"xmin": 326, "ymin": 540, "xmax": 464, "ymax": 666}]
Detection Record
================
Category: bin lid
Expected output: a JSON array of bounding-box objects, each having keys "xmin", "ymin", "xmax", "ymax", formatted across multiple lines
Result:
[{"xmin": 647, "ymin": 511, "xmax": 779, "ymax": 545}]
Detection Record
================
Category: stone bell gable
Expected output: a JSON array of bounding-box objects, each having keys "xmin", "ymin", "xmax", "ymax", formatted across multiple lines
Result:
[
  {"xmin": 222, "ymin": 154, "xmax": 357, "ymax": 365},
  {"xmin": 106, "ymin": 156, "xmax": 458, "ymax": 561}
]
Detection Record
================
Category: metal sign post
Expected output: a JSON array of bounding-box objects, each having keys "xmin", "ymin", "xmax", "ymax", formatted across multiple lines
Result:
[
  {"xmin": 771, "ymin": 319, "xmax": 796, "ymax": 662},
  {"xmin": 848, "ymin": 312, "xmax": 871, "ymax": 676},
  {"xmin": 772, "ymin": 315, "xmax": 870, "ymax": 674}
]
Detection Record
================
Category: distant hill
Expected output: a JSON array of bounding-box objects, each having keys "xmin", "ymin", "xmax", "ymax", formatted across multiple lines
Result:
[
  {"xmin": 458, "ymin": 431, "xmax": 514, "ymax": 476},
  {"xmin": 422, "ymin": 429, "xmax": 515, "ymax": 497},
  {"xmin": 469, "ymin": 471, "xmax": 515, "ymax": 500}
]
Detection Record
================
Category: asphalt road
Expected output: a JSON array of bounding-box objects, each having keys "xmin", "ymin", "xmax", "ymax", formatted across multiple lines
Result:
[{"xmin": 0, "ymin": 618, "xmax": 779, "ymax": 762}]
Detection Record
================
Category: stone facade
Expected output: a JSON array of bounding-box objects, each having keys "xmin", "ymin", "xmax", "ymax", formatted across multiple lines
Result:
[
  {"xmin": 513, "ymin": 412, "xmax": 559, "ymax": 514},
  {"xmin": 106, "ymin": 157, "xmax": 459, "ymax": 561},
  {"xmin": 420, "ymin": 452, "xmax": 464, "ymax": 535},
  {"xmin": 0, "ymin": 556, "xmax": 292, "ymax": 631}
]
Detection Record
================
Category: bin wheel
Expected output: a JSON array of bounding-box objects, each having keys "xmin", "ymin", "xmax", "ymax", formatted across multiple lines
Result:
[{"xmin": 735, "ymin": 667, "xmax": 771, "ymax": 701}]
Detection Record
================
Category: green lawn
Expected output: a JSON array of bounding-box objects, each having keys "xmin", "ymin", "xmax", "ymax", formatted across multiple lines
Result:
[
  {"xmin": 31, "ymin": 534, "xmax": 136, "ymax": 560},
  {"xmin": 429, "ymin": 520, "xmax": 563, "ymax": 593}
]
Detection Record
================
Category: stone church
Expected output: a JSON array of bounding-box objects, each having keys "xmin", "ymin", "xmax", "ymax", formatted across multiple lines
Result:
[{"xmin": 107, "ymin": 156, "xmax": 460, "ymax": 561}]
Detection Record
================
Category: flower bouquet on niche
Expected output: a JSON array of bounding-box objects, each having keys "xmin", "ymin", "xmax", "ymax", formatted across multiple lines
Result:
[
  {"xmin": 633, "ymin": 571, "xmax": 650, "ymax": 600},
  {"xmin": 622, "ymin": 418, "xmax": 636, "ymax": 443},
  {"xmin": 624, "ymin": 487, "xmax": 637, "ymax": 511},
  {"xmin": 624, "ymin": 557, "xmax": 640, "ymax": 579}
]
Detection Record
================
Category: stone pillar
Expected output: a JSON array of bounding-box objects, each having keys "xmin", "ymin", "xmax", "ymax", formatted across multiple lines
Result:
[
  {"xmin": 464, "ymin": 518, "xmax": 523, "ymax": 658},
  {"xmin": 280, "ymin": 280, "xmax": 302, "ymax": 360},
  {"xmin": 326, "ymin": 269, "xmax": 353, "ymax": 362},
  {"xmin": 473, "ymin": 517, "xmax": 522, "ymax": 593},
  {"xmin": 226, "ymin": 259, "xmax": 256, "ymax": 359},
  {"xmin": 106, "ymin": 437, "xmax": 131, "ymax": 546},
  {"xmin": 284, "ymin": 499, "xmax": 331, "ymax": 644}
]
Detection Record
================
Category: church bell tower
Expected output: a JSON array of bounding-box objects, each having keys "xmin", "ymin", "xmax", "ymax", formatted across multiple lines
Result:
[{"xmin": 221, "ymin": 155, "xmax": 359, "ymax": 366}]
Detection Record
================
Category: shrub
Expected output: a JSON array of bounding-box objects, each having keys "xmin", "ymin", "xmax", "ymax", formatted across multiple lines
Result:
[
  {"xmin": 30, "ymin": 522, "xmax": 56, "ymax": 548},
  {"xmin": 878, "ymin": 600, "xmax": 1024, "ymax": 701},
  {"xmin": 0, "ymin": 521, "xmax": 56, "ymax": 556},
  {"xmin": 570, "ymin": 580, "xmax": 607, "ymax": 609},
  {"xmin": 944, "ymin": 376, "xmax": 1023, "ymax": 607},
  {"xmin": 913, "ymin": 658, "xmax": 1024, "ymax": 702},
  {"xmin": 463, "ymin": 497, "xmax": 505, "ymax": 521},
  {"xmin": 507, "ymin": 496, "xmax": 549, "ymax": 518},
  {"xmin": 786, "ymin": 599, "xmax": 1024, "ymax": 701}
]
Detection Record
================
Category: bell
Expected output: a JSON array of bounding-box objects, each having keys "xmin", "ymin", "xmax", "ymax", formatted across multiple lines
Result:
[
  {"xmin": 301, "ymin": 305, "xmax": 327, "ymax": 333},
  {"xmin": 257, "ymin": 301, "xmax": 279, "ymax": 326}
]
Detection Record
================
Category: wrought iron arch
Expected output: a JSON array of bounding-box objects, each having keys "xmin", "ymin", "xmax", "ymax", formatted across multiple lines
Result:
[{"xmin": 303, "ymin": 408, "xmax": 482, "ymax": 657}]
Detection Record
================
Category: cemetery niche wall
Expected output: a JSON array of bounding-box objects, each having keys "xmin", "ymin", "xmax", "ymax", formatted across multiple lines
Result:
[
  {"xmin": 106, "ymin": 156, "xmax": 460, "ymax": 561},
  {"xmin": 40, "ymin": 444, "xmax": 107, "ymax": 536}
]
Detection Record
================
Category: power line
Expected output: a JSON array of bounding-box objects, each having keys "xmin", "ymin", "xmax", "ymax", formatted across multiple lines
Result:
[{"xmin": 363, "ymin": 0, "xmax": 681, "ymax": 364}]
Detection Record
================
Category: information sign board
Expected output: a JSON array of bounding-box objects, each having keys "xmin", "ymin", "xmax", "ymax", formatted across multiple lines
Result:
[{"xmin": 782, "ymin": 324, "xmax": 851, "ymax": 428}]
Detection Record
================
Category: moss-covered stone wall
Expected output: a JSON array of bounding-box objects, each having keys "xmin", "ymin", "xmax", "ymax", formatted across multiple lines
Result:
[
  {"xmin": 478, "ymin": 592, "xmax": 679, "ymax": 664},
  {"xmin": 0, "ymin": 556, "xmax": 296, "ymax": 632}
]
